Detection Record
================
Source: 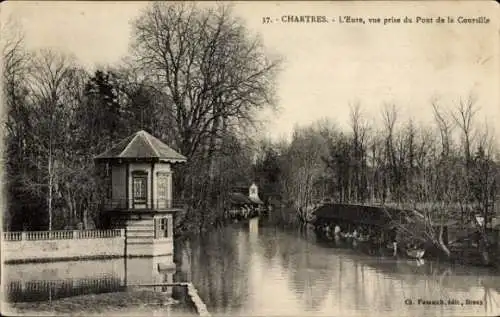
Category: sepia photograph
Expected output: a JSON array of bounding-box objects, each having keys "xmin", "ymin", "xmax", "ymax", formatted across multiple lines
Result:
[{"xmin": 0, "ymin": 1, "xmax": 499, "ymax": 316}]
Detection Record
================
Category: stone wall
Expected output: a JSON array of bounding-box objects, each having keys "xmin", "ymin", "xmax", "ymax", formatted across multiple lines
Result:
[
  {"xmin": 2, "ymin": 227, "xmax": 174, "ymax": 263},
  {"xmin": 2, "ymin": 236, "xmax": 125, "ymax": 264}
]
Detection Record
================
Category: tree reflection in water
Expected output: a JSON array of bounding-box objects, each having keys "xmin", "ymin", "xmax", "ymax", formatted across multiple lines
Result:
[
  {"xmin": 259, "ymin": 226, "xmax": 280, "ymax": 266},
  {"xmin": 278, "ymin": 227, "xmax": 333, "ymax": 311},
  {"xmin": 176, "ymin": 226, "xmax": 250, "ymax": 315},
  {"xmin": 176, "ymin": 222, "xmax": 500, "ymax": 316}
]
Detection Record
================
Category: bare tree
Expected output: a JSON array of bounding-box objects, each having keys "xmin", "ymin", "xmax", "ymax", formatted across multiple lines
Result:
[
  {"xmin": 349, "ymin": 102, "xmax": 368, "ymax": 202},
  {"xmin": 381, "ymin": 103, "xmax": 398, "ymax": 202},
  {"xmin": 452, "ymin": 95, "xmax": 483, "ymax": 224},
  {"xmin": 1, "ymin": 16, "xmax": 29, "ymax": 86},
  {"xmin": 281, "ymin": 121, "xmax": 335, "ymax": 223},
  {"xmin": 399, "ymin": 118, "xmax": 418, "ymax": 206},
  {"xmin": 431, "ymin": 100, "xmax": 454, "ymax": 157},
  {"xmin": 130, "ymin": 2, "xmax": 281, "ymax": 218},
  {"xmin": 451, "ymin": 95, "xmax": 479, "ymax": 165},
  {"xmin": 2, "ymin": 16, "xmax": 31, "ymax": 229},
  {"xmin": 23, "ymin": 49, "xmax": 78, "ymax": 230},
  {"xmin": 469, "ymin": 122, "xmax": 498, "ymax": 264},
  {"xmin": 2, "ymin": 16, "xmax": 31, "ymax": 153},
  {"xmin": 131, "ymin": 2, "xmax": 280, "ymax": 157}
]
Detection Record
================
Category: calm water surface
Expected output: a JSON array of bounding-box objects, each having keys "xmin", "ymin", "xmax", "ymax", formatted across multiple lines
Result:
[
  {"xmin": 4, "ymin": 218, "xmax": 500, "ymax": 316},
  {"xmin": 175, "ymin": 219, "xmax": 500, "ymax": 316}
]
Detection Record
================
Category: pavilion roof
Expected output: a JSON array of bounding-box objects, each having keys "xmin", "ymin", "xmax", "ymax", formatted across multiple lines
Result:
[{"xmin": 94, "ymin": 130, "xmax": 187, "ymax": 163}]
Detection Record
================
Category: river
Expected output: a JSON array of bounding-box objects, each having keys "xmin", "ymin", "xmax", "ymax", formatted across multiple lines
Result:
[{"xmin": 4, "ymin": 218, "xmax": 500, "ymax": 316}]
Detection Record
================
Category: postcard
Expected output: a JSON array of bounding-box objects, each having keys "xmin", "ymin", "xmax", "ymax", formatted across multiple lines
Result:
[{"xmin": 1, "ymin": 1, "xmax": 499, "ymax": 316}]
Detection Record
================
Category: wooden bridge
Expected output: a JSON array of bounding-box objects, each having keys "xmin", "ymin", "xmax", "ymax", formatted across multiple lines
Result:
[{"xmin": 312, "ymin": 203, "xmax": 424, "ymax": 228}]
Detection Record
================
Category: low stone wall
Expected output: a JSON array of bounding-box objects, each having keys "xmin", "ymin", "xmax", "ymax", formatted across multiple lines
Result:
[
  {"xmin": 131, "ymin": 282, "xmax": 210, "ymax": 316},
  {"xmin": 186, "ymin": 283, "xmax": 210, "ymax": 316},
  {"xmin": 2, "ymin": 230, "xmax": 125, "ymax": 264}
]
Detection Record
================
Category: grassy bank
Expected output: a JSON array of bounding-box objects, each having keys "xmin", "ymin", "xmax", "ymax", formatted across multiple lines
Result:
[{"xmin": 5, "ymin": 290, "xmax": 197, "ymax": 316}]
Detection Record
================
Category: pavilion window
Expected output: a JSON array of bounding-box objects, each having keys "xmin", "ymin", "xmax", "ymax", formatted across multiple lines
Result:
[
  {"xmin": 132, "ymin": 171, "xmax": 148, "ymax": 206},
  {"xmin": 157, "ymin": 172, "xmax": 169, "ymax": 208},
  {"xmin": 155, "ymin": 216, "xmax": 171, "ymax": 238}
]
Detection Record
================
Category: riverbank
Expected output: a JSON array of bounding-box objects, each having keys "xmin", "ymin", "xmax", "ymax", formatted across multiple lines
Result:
[
  {"xmin": 314, "ymin": 228, "xmax": 500, "ymax": 270},
  {"xmin": 5, "ymin": 290, "xmax": 197, "ymax": 316}
]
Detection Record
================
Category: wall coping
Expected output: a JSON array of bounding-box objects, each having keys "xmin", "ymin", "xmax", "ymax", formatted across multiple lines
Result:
[
  {"xmin": 2, "ymin": 229, "xmax": 125, "ymax": 242},
  {"xmin": 128, "ymin": 283, "xmax": 210, "ymax": 316}
]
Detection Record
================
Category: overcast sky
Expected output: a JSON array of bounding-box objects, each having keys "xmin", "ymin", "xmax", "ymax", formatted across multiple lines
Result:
[{"xmin": 2, "ymin": 1, "xmax": 498, "ymax": 142}]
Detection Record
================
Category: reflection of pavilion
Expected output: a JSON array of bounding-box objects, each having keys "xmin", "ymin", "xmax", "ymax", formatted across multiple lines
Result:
[
  {"xmin": 125, "ymin": 256, "xmax": 176, "ymax": 294},
  {"xmin": 4, "ymin": 259, "xmax": 126, "ymax": 303},
  {"xmin": 173, "ymin": 226, "xmax": 253, "ymax": 315},
  {"xmin": 4, "ymin": 256, "xmax": 177, "ymax": 303},
  {"xmin": 125, "ymin": 255, "xmax": 175, "ymax": 284},
  {"xmin": 5, "ymin": 276, "xmax": 124, "ymax": 303}
]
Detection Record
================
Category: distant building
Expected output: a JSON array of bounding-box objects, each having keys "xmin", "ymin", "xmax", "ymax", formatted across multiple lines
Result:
[
  {"xmin": 248, "ymin": 183, "xmax": 264, "ymax": 205},
  {"xmin": 228, "ymin": 182, "xmax": 264, "ymax": 219}
]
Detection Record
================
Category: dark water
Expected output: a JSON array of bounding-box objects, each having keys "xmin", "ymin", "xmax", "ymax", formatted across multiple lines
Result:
[{"xmin": 3, "ymin": 218, "xmax": 500, "ymax": 316}]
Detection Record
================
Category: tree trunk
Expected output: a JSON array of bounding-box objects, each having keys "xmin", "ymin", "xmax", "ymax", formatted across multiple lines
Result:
[
  {"xmin": 48, "ymin": 151, "xmax": 53, "ymax": 231},
  {"xmin": 83, "ymin": 204, "xmax": 89, "ymax": 229},
  {"xmin": 479, "ymin": 229, "xmax": 491, "ymax": 265},
  {"xmin": 437, "ymin": 225, "xmax": 451, "ymax": 257}
]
